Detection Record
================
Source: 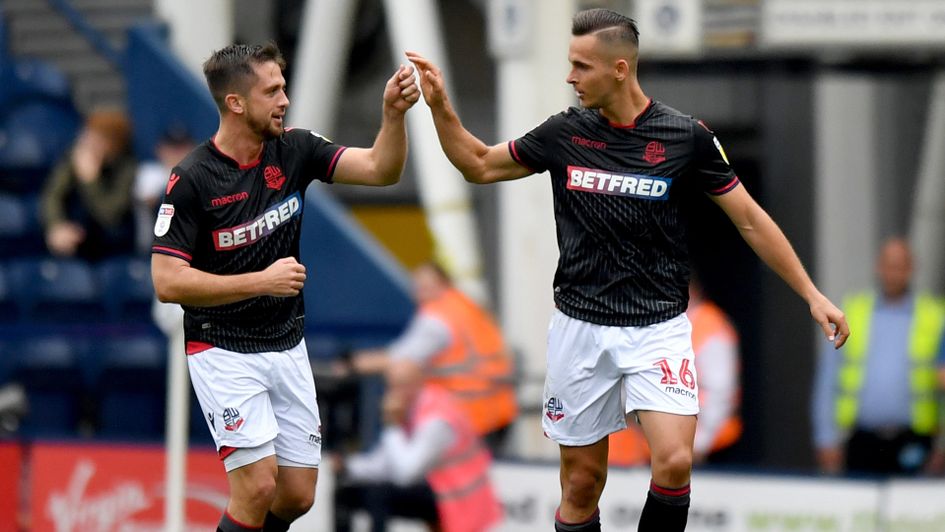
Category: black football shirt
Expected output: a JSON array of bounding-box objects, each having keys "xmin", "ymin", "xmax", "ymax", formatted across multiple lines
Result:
[
  {"xmin": 152, "ymin": 128, "xmax": 346, "ymax": 353},
  {"xmin": 510, "ymin": 100, "xmax": 738, "ymax": 327}
]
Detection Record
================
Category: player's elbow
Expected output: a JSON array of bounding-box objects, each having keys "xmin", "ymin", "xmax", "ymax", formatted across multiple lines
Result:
[
  {"xmin": 151, "ymin": 266, "xmax": 184, "ymax": 304},
  {"xmin": 153, "ymin": 280, "xmax": 180, "ymax": 304},
  {"xmin": 462, "ymin": 171, "xmax": 487, "ymax": 184},
  {"xmin": 376, "ymin": 172, "xmax": 401, "ymax": 186},
  {"xmin": 461, "ymin": 166, "xmax": 496, "ymax": 185}
]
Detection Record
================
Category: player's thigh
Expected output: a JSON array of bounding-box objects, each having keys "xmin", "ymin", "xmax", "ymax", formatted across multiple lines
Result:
[
  {"xmin": 559, "ymin": 437, "xmax": 610, "ymax": 480},
  {"xmin": 187, "ymin": 348, "xmax": 279, "ymax": 450},
  {"xmin": 621, "ymin": 313, "xmax": 699, "ymax": 418},
  {"xmin": 543, "ymin": 310, "xmax": 625, "ymax": 446},
  {"xmin": 268, "ymin": 340, "xmax": 323, "ymax": 466},
  {"xmin": 635, "ymin": 410, "xmax": 697, "ymax": 459}
]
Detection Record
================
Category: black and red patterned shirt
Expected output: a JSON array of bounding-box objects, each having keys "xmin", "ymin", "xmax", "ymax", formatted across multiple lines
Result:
[
  {"xmin": 510, "ymin": 100, "xmax": 738, "ymax": 327},
  {"xmin": 152, "ymin": 128, "xmax": 345, "ymax": 352}
]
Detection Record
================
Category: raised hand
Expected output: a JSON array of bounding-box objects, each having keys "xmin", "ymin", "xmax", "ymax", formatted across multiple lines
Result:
[
  {"xmin": 405, "ymin": 51, "xmax": 448, "ymax": 108},
  {"xmin": 259, "ymin": 257, "xmax": 307, "ymax": 297},
  {"xmin": 383, "ymin": 64, "xmax": 420, "ymax": 115}
]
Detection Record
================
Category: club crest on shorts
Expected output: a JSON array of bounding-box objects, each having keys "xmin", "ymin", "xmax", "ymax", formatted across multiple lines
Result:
[
  {"xmin": 545, "ymin": 397, "xmax": 565, "ymax": 422},
  {"xmin": 222, "ymin": 407, "xmax": 244, "ymax": 432}
]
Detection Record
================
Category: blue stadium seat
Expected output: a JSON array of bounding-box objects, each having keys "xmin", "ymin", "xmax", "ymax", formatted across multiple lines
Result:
[
  {"xmin": 0, "ymin": 193, "xmax": 44, "ymax": 257},
  {"xmin": 0, "ymin": 339, "xmax": 13, "ymax": 384},
  {"xmin": 13, "ymin": 336, "xmax": 89, "ymax": 437},
  {"xmin": 0, "ymin": 59, "xmax": 72, "ymax": 107},
  {"xmin": 97, "ymin": 257, "xmax": 155, "ymax": 322},
  {"xmin": 0, "ymin": 100, "xmax": 81, "ymax": 191},
  {"xmin": 0, "ymin": 262, "xmax": 16, "ymax": 322},
  {"xmin": 0, "ymin": 193, "xmax": 26, "ymax": 238},
  {"xmin": 95, "ymin": 335, "xmax": 167, "ymax": 439},
  {"xmin": 7, "ymin": 258, "xmax": 104, "ymax": 322}
]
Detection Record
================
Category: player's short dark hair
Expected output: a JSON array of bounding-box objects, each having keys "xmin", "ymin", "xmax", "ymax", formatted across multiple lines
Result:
[
  {"xmin": 572, "ymin": 8, "xmax": 639, "ymax": 48},
  {"xmin": 203, "ymin": 42, "xmax": 287, "ymax": 112}
]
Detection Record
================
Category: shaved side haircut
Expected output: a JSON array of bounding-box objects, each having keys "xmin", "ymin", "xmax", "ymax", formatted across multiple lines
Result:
[{"xmin": 572, "ymin": 8, "xmax": 640, "ymax": 48}]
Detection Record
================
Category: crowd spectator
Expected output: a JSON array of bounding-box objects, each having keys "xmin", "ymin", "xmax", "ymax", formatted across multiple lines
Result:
[{"xmin": 40, "ymin": 109, "xmax": 137, "ymax": 261}]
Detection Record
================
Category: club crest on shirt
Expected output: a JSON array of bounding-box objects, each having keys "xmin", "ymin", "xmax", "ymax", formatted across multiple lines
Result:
[
  {"xmin": 264, "ymin": 165, "xmax": 286, "ymax": 190},
  {"xmin": 153, "ymin": 204, "xmax": 174, "ymax": 237},
  {"xmin": 643, "ymin": 141, "xmax": 666, "ymax": 164}
]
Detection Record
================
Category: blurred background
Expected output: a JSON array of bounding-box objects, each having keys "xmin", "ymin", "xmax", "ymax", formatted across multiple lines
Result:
[{"xmin": 1, "ymin": 0, "xmax": 944, "ymax": 530}]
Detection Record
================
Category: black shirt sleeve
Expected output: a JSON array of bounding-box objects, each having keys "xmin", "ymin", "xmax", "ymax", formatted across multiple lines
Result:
[
  {"xmin": 508, "ymin": 112, "xmax": 565, "ymax": 174},
  {"xmin": 691, "ymin": 119, "xmax": 739, "ymax": 196},
  {"xmin": 151, "ymin": 167, "xmax": 200, "ymax": 262},
  {"xmin": 284, "ymin": 128, "xmax": 347, "ymax": 186}
]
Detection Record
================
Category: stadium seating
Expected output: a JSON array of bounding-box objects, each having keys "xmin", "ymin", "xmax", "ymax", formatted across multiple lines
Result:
[
  {"xmin": 0, "ymin": 59, "xmax": 72, "ymax": 108},
  {"xmin": 0, "ymin": 261, "xmax": 15, "ymax": 324},
  {"xmin": 0, "ymin": 99, "xmax": 80, "ymax": 192},
  {"xmin": 97, "ymin": 256, "xmax": 154, "ymax": 322},
  {"xmin": 96, "ymin": 334, "xmax": 167, "ymax": 438},
  {"xmin": 13, "ymin": 335, "xmax": 89, "ymax": 437},
  {"xmin": 0, "ymin": 193, "xmax": 44, "ymax": 257},
  {"xmin": 0, "ymin": 339, "xmax": 12, "ymax": 385},
  {"xmin": 7, "ymin": 258, "xmax": 104, "ymax": 322}
]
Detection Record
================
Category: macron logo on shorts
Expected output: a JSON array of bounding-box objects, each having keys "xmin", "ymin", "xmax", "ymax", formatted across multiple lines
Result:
[
  {"xmin": 567, "ymin": 165, "xmax": 670, "ymax": 200},
  {"xmin": 213, "ymin": 192, "xmax": 302, "ymax": 250}
]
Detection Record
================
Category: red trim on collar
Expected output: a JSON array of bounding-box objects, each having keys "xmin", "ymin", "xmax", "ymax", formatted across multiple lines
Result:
[
  {"xmin": 606, "ymin": 98, "xmax": 653, "ymax": 129},
  {"xmin": 211, "ymin": 136, "xmax": 263, "ymax": 169}
]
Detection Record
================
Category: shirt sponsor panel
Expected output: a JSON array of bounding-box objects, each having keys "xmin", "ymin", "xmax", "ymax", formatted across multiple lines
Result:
[
  {"xmin": 213, "ymin": 192, "xmax": 302, "ymax": 250},
  {"xmin": 566, "ymin": 165, "xmax": 671, "ymax": 200}
]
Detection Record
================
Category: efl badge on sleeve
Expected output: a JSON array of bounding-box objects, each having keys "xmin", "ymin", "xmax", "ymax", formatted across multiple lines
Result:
[
  {"xmin": 713, "ymin": 136, "xmax": 730, "ymax": 165},
  {"xmin": 154, "ymin": 204, "xmax": 175, "ymax": 237}
]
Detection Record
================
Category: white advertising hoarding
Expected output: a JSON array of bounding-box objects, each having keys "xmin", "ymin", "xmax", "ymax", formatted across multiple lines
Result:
[
  {"xmin": 492, "ymin": 463, "xmax": 885, "ymax": 532},
  {"xmin": 763, "ymin": 0, "xmax": 945, "ymax": 49}
]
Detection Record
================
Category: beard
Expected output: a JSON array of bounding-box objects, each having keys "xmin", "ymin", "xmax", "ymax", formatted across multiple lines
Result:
[{"xmin": 247, "ymin": 111, "xmax": 283, "ymax": 139}]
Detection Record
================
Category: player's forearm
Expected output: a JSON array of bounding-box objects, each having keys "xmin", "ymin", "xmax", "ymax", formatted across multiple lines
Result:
[
  {"xmin": 737, "ymin": 205, "xmax": 822, "ymax": 303},
  {"xmin": 428, "ymin": 101, "xmax": 492, "ymax": 183},
  {"xmin": 153, "ymin": 262, "xmax": 265, "ymax": 307},
  {"xmin": 365, "ymin": 110, "xmax": 408, "ymax": 186}
]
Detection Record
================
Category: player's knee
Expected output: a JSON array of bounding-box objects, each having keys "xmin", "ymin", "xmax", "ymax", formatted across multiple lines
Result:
[
  {"xmin": 562, "ymin": 466, "xmax": 606, "ymax": 510},
  {"xmin": 652, "ymin": 447, "xmax": 692, "ymax": 484},
  {"xmin": 237, "ymin": 475, "xmax": 278, "ymax": 510},
  {"xmin": 277, "ymin": 490, "xmax": 315, "ymax": 520}
]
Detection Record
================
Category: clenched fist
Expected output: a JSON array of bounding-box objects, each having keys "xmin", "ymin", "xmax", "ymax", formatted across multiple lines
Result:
[
  {"xmin": 383, "ymin": 64, "xmax": 421, "ymax": 115},
  {"xmin": 260, "ymin": 257, "xmax": 307, "ymax": 297}
]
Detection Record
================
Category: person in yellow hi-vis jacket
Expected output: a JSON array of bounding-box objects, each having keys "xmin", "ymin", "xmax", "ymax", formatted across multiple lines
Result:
[{"xmin": 812, "ymin": 237, "xmax": 945, "ymax": 475}]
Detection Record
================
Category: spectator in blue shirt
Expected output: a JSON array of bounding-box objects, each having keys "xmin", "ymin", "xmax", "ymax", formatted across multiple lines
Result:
[{"xmin": 812, "ymin": 238, "xmax": 945, "ymax": 476}]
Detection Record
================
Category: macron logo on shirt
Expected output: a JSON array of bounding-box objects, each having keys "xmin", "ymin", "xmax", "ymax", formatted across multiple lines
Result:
[
  {"xmin": 213, "ymin": 193, "xmax": 301, "ymax": 250},
  {"xmin": 567, "ymin": 166, "xmax": 670, "ymax": 200}
]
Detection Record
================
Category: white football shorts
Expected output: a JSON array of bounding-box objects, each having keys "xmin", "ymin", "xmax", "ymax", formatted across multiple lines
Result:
[
  {"xmin": 542, "ymin": 310, "xmax": 699, "ymax": 446},
  {"xmin": 188, "ymin": 339, "xmax": 322, "ymax": 468}
]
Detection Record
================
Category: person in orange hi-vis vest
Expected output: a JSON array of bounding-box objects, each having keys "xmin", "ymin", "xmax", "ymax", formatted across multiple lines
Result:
[
  {"xmin": 609, "ymin": 280, "xmax": 742, "ymax": 466},
  {"xmin": 334, "ymin": 359, "xmax": 504, "ymax": 532},
  {"xmin": 352, "ymin": 262, "xmax": 518, "ymax": 451}
]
